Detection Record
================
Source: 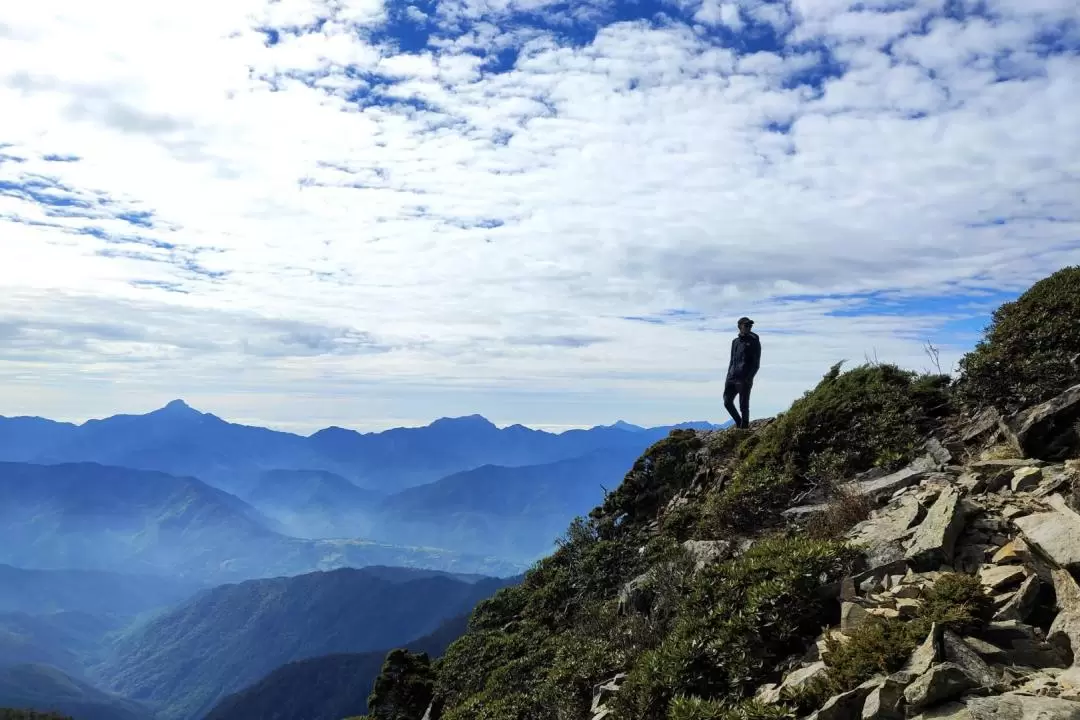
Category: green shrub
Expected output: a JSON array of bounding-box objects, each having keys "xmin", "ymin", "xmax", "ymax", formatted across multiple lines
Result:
[
  {"xmin": 366, "ymin": 649, "xmax": 436, "ymax": 720},
  {"xmin": 701, "ymin": 363, "xmax": 947, "ymax": 533},
  {"xmin": 613, "ymin": 536, "xmax": 859, "ymax": 720},
  {"xmin": 957, "ymin": 266, "xmax": 1080, "ymax": 411},
  {"xmin": 591, "ymin": 430, "xmax": 704, "ymax": 533},
  {"xmin": 797, "ymin": 572, "xmax": 995, "ymax": 712},
  {"xmin": 669, "ymin": 696, "xmax": 796, "ymax": 720}
]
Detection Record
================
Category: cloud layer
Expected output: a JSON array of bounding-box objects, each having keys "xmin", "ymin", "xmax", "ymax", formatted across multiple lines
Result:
[{"xmin": 1, "ymin": 0, "xmax": 1078, "ymax": 431}]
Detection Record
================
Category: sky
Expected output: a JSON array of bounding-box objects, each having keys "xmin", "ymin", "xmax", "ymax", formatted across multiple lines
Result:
[{"xmin": 0, "ymin": 0, "xmax": 1078, "ymax": 434}]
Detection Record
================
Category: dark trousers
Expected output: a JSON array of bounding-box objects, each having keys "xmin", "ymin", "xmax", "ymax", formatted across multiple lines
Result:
[{"xmin": 724, "ymin": 378, "xmax": 752, "ymax": 429}]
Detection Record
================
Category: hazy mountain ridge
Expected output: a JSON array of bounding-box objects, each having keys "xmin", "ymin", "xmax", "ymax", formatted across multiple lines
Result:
[
  {"xmin": 91, "ymin": 567, "xmax": 515, "ymax": 720},
  {"xmin": 0, "ymin": 664, "xmax": 150, "ymax": 720},
  {"xmin": 0, "ymin": 402, "xmax": 720, "ymax": 495},
  {"xmin": 0, "ymin": 462, "xmax": 522, "ymax": 582},
  {"xmin": 203, "ymin": 612, "xmax": 478, "ymax": 720}
]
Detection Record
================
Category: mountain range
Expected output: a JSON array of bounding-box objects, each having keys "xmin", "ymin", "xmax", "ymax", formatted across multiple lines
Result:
[
  {"xmin": 0, "ymin": 401, "xmax": 718, "ymax": 497},
  {"xmin": 0, "ymin": 402, "xmax": 719, "ymax": 564},
  {"xmin": 204, "ymin": 612, "xmax": 476, "ymax": 720},
  {"xmin": 0, "ymin": 462, "xmax": 518, "ymax": 582},
  {"xmin": 89, "ymin": 567, "xmax": 516, "ymax": 720}
]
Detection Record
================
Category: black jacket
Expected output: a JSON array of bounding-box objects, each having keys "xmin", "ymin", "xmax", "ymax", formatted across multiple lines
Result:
[{"xmin": 727, "ymin": 331, "xmax": 761, "ymax": 382}]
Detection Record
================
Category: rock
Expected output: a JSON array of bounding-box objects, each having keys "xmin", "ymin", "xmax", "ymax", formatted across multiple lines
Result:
[
  {"xmin": 847, "ymin": 467, "xmax": 932, "ymax": 503},
  {"xmin": 896, "ymin": 598, "xmax": 921, "ymax": 618},
  {"xmin": 980, "ymin": 564, "xmax": 1028, "ymax": 590},
  {"xmin": 861, "ymin": 674, "xmax": 906, "ymax": 719},
  {"xmin": 842, "ymin": 602, "xmax": 871, "ymax": 632},
  {"xmin": 1001, "ymin": 384, "xmax": 1080, "ymax": 460},
  {"xmin": 906, "ymin": 624, "xmax": 944, "ymax": 676},
  {"xmin": 904, "ymin": 663, "xmax": 977, "ymax": 712},
  {"xmin": 910, "ymin": 702, "xmax": 974, "ymax": 719},
  {"xmin": 1012, "ymin": 467, "xmax": 1045, "ymax": 492},
  {"xmin": 942, "ymin": 630, "xmax": 1001, "ymax": 689},
  {"xmin": 958, "ymin": 473, "xmax": 988, "ymax": 495},
  {"xmin": 925, "ymin": 439, "xmax": 954, "ymax": 469},
  {"xmin": 964, "ymin": 408, "xmax": 1004, "ymax": 444},
  {"xmin": 841, "ymin": 575, "xmax": 858, "ymax": 601},
  {"xmin": 771, "ymin": 661, "xmax": 828, "ymax": 702},
  {"xmin": 980, "ymin": 621, "xmax": 1068, "ymax": 668},
  {"xmin": 590, "ymin": 673, "xmax": 626, "ymax": 712},
  {"xmin": 618, "ymin": 572, "xmax": 655, "ymax": 616},
  {"xmin": 1014, "ymin": 498, "xmax": 1080, "ymax": 571},
  {"xmin": 682, "ymin": 540, "xmax": 733, "ymax": 571},
  {"xmin": 869, "ymin": 608, "xmax": 902, "ymax": 620},
  {"xmin": 907, "ymin": 487, "xmax": 966, "ymax": 570},
  {"xmin": 995, "ymin": 575, "xmax": 1041, "ymax": 622},
  {"xmin": 1049, "ymin": 609, "xmax": 1080, "ymax": 668},
  {"xmin": 963, "ymin": 636, "xmax": 1009, "ymax": 662},
  {"xmin": 755, "ymin": 683, "xmax": 780, "ymax": 704},
  {"xmin": 993, "ymin": 539, "xmax": 1032, "ymax": 565},
  {"xmin": 809, "ymin": 679, "xmax": 879, "ymax": 720},
  {"xmin": 1053, "ymin": 567, "xmax": 1080, "ymax": 613},
  {"xmin": 967, "ymin": 692, "xmax": 1080, "ymax": 719}
]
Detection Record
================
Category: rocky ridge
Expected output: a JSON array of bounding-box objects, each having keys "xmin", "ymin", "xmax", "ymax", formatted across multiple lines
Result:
[{"xmin": 586, "ymin": 382, "xmax": 1080, "ymax": 720}]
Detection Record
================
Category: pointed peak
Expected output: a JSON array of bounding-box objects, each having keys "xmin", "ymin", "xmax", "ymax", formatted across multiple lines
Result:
[{"xmin": 157, "ymin": 399, "xmax": 201, "ymax": 416}]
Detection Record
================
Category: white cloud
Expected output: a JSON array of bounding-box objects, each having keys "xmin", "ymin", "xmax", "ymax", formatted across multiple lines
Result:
[{"xmin": 0, "ymin": 0, "xmax": 1077, "ymax": 432}]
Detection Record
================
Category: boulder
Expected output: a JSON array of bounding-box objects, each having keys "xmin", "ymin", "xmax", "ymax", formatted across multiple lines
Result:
[
  {"xmin": 682, "ymin": 540, "xmax": 733, "ymax": 571},
  {"xmin": 942, "ymin": 630, "xmax": 1001, "ymax": 689},
  {"xmin": 911, "ymin": 702, "xmax": 974, "ymax": 719},
  {"xmin": 842, "ymin": 602, "xmax": 871, "ymax": 633},
  {"xmin": 808, "ymin": 679, "xmax": 879, "ymax": 720},
  {"xmin": 1000, "ymin": 384, "xmax": 1080, "ymax": 460},
  {"xmin": 618, "ymin": 572, "xmax": 655, "ymax": 616},
  {"xmin": 763, "ymin": 661, "xmax": 827, "ymax": 704},
  {"xmin": 967, "ymin": 692, "xmax": 1080, "ymax": 719},
  {"xmin": 847, "ymin": 467, "xmax": 931, "ymax": 503},
  {"xmin": 963, "ymin": 408, "xmax": 1004, "ymax": 444},
  {"xmin": 992, "ymin": 539, "xmax": 1032, "ymax": 565},
  {"xmin": 862, "ymin": 674, "xmax": 906, "ymax": 719},
  {"xmin": 906, "ymin": 624, "xmax": 944, "ymax": 676},
  {"xmin": 848, "ymin": 495, "xmax": 923, "ymax": 569},
  {"xmin": 907, "ymin": 487, "xmax": 966, "ymax": 570},
  {"xmin": 994, "ymin": 575, "xmax": 1041, "ymax": 622},
  {"xmin": 1012, "ymin": 467, "xmax": 1045, "ymax": 493},
  {"xmin": 1013, "ymin": 498, "xmax": 1080, "ymax": 572},
  {"xmin": 979, "ymin": 621, "xmax": 1068, "ymax": 668},
  {"xmin": 903, "ymin": 663, "xmax": 978, "ymax": 712},
  {"xmin": 979, "ymin": 565, "xmax": 1027, "ymax": 591}
]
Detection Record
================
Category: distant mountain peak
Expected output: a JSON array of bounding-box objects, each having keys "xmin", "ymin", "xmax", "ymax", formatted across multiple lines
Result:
[
  {"xmin": 161, "ymin": 399, "xmax": 198, "ymax": 413},
  {"xmin": 430, "ymin": 414, "xmax": 495, "ymax": 428},
  {"xmin": 610, "ymin": 420, "xmax": 646, "ymax": 432}
]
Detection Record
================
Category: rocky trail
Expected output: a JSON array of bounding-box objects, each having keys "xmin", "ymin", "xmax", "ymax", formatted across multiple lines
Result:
[{"xmin": 590, "ymin": 382, "xmax": 1080, "ymax": 720}]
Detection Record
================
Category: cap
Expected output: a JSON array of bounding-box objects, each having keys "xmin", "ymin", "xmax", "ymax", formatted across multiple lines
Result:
[{"xmin": 737, "ymin": 317, "xmax": 754, "ymax": 326}]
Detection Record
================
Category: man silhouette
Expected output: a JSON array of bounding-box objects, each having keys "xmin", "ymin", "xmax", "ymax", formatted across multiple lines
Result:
[{"xmin": 724, "ymin": 317, "xmax": 760, "ymax": 429}]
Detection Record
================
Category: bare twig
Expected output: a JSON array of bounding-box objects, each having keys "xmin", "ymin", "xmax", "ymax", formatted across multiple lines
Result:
[{"xmin": 924, "ymin": 340, "xmax": 943, "ymax": 375}]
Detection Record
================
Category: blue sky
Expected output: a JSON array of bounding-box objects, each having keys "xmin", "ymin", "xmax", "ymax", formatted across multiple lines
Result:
[{"xmin": 0, "ymin": 0, "xmax": 1078, "ymax": 433}]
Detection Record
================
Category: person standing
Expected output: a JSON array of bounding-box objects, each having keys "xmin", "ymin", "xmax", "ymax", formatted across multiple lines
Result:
[{"xmin": 724, "ymin": 317, "xmax": 760, "ymax": 429}]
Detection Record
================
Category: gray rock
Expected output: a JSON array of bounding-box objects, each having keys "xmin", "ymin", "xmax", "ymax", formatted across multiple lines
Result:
[
  {"xmin": 980, "ymin": 564, "xmax": 1027, "ymax": 590},
  {"xmin": 682, "ymin": 540, "xmax": 733, "ymax": 571},
  {"xmin": 842, "ymin": 602, "xmax": 871, "ymax": 633},
  {"xmin": 847, "ymin": 494, "xmax": 924, "ymax": 569},
  {"xmin": 847, "ymin": 467, "xmax": 931, "ymax": 503},
  {"xmin": 1012, "ymin": 466, "xmax": 1045, "ymax": 493},
  {"xmin": 808, "ymin": 679, "xmax": 879, "ymax": 720},
  {"xmin": 994, "ymin": 574, "xmax": 1041, "ymax": 622},
  {"xmin": 1001, "ymin": 383, "xmax": 1080, "ymax": 460},
  {"xmin": 906, "ymin": 624, "xmax": 944, "ymax": 676},
  {"xmin": 962, "ymin": 636, "xmax": 1009, "ymax": 662},
  {"xmin": 963, "ymin": 408, "xmax": 1003, "ymax": 444},
  {"xmin": 911, "ymin": 702, "xmax": 974, "ymax": 719},
  {"xmin": 980, "ymin": 621, "xmax": 1068, "ymax": 668},
  {"xmin": 861, "ymin": 674, "xmax": 906, "ymax": 719},
  {"xmin": 1014, "ymin": 498, "xmax": 1080, "ymax": 572},
  {"xmin": 771, "ymin": 661, "xmax": 828, "ymax": 702},
  {"xmin": 903, "ymin": 663, "xmax": 977, "ymax": 712},
  {"xmin": 925, "ymin": 439, "xmax": 954, "ymax": 469},
  {"xmin": 967, "ymin": 692, "xmax": 1080, "ymax": 719},
  {"xmin": 618, "ymin": 572, "xmax": 655, "ymax": 616},
  {"xmin": 942, "ymin": 630, "xmax": 1000, "ymax": 689},
  {"xmin": 906, "ymin": 487, "xmax": 966, "ymax": 570}
]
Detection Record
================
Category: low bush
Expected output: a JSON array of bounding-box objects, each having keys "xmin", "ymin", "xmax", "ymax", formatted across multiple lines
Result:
[{"xmin": 957, "ymin": 265, "xmax": 1080, "ymax": 411}]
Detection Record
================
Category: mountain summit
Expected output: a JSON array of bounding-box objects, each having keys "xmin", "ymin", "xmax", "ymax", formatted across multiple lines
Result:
[{"xmin": 351, "ymin": 266, "xmax": 1080, "ymax": 720}]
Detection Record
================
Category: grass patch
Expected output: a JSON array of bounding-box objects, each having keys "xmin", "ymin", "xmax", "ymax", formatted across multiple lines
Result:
[{"xmin": 699, "ymin": 363, "xmax": 949, "ymax": 535}]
